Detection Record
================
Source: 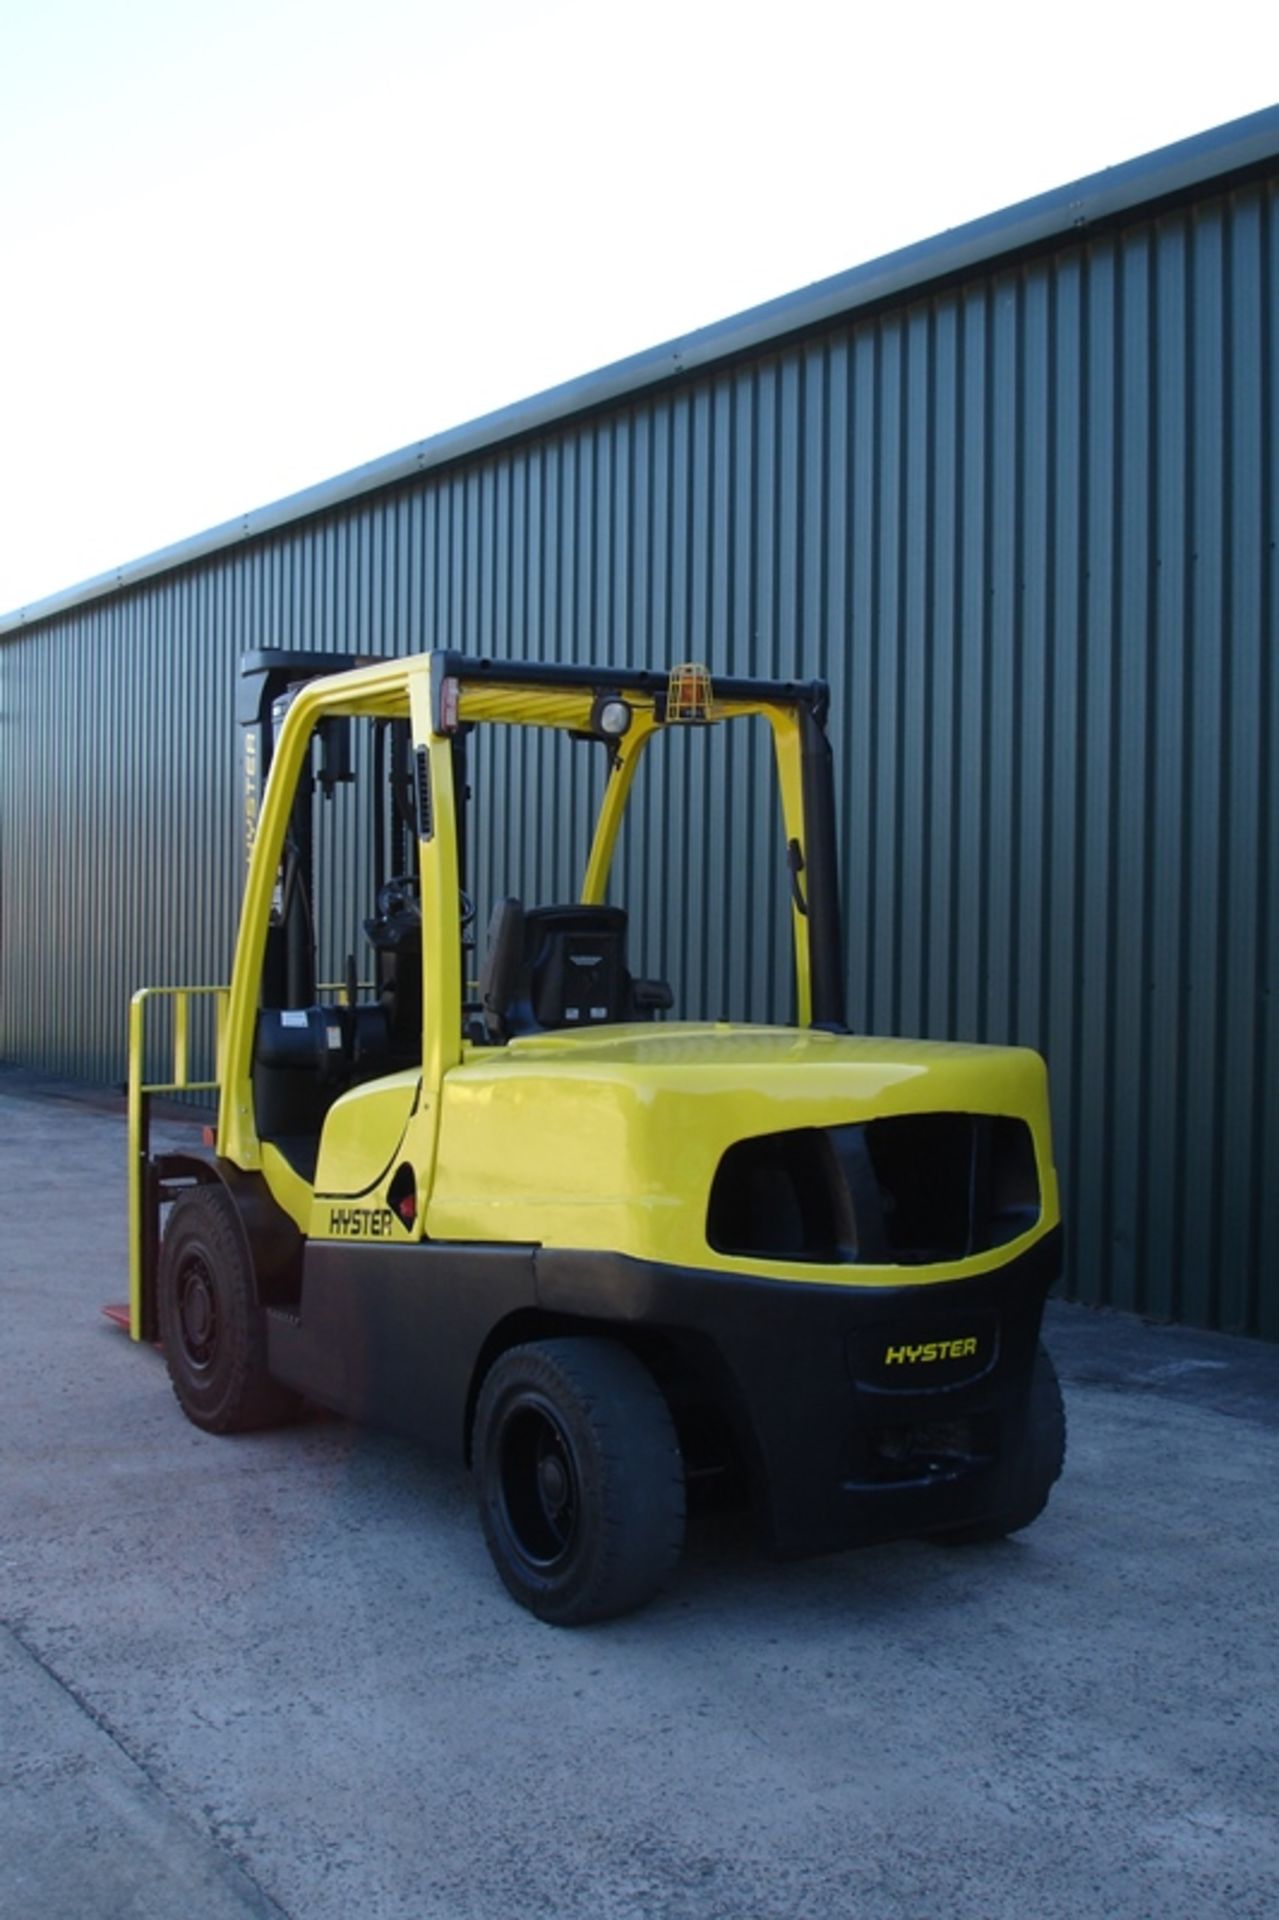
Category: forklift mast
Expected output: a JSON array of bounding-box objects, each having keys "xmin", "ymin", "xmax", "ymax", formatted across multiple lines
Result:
[{"xmin": 237, "ymin": 651, "xmax": 374, "ymax": 1009}]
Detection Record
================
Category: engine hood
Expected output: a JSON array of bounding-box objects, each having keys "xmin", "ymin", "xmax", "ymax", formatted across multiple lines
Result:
[{"xmin": 425, "ymin": 1022, "xmax": 1059, "ymax": 1286}]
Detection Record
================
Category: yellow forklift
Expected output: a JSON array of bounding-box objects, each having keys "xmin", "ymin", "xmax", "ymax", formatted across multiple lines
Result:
[{"xmin": 124, "ymin": 651, "xmax": 1065, "ymax": 1624}]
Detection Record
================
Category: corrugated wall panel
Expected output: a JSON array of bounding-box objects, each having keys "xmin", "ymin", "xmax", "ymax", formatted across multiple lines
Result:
[{"xmin": 2, "ymin": 173, "xmax": 1276, "ymax": 1336}]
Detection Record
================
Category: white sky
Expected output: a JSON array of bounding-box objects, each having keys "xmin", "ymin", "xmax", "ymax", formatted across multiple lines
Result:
[{"xmin": 0, "ymin": 0, "xmax": 1273, "ymax": 615}]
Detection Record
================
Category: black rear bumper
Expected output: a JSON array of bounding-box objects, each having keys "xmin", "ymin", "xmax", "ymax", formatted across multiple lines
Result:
[
  {"xmin": 536, "ymin": 1228, "xmax": 1062, "ymax": 1556},
  {"xmin": 278, "ymin": 1219, "xmax": 1060, "ymax": 1560}
]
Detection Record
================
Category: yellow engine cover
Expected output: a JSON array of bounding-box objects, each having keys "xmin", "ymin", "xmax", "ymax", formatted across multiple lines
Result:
[{"xmin": 425, "ymin": 1023, "xmax": 1058, "ymax": 1288}]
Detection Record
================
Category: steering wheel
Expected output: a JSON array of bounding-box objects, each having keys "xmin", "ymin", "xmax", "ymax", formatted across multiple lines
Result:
[
  {"xmin": 368, "ymin": 875, "xmax": 475, "ymax": 942},
  {"xmin": 365, "ymin": 874, "xmax": 421, "ymax": 954},
  {"xmin": 376, "ymin": 874, "xmax": 418, "ymax": 919}
]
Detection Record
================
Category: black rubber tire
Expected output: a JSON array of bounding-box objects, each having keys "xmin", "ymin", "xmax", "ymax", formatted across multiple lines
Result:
[
  {"xmin": 157, "ymin": 1185, "xmax": 304, "ymax": 1434},
  {"xmin": 473, "ymin": 1337, "xmax": 686, "ymax": 1625},
  {"xmin": 940, "ymin": 1342, "xmax": 1067, "ymax": 1545}
]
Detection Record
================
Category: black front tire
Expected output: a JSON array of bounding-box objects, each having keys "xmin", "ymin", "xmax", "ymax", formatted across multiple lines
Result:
[
  {"xmin": 473, "ymin": 1338, "xmax": 685, "ymax": 1625},
  {"xmin": 157, "ymin": 1185, "xmax": 303, "ymax": 1434},
  {"xmin": 940, "ymin": 1342, "xmax": 1066, "ymax": 1545}
]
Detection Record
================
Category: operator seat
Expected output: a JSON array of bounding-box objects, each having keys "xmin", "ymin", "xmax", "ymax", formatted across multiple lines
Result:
[{"xmin": 477, "ymin": 900, "xmax": 669, "ymax": 1042}]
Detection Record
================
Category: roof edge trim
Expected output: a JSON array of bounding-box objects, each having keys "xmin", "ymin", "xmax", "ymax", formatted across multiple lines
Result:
[{"xmin": 4, "ymin": 102, "xmax": 1277, "ymax": 638}]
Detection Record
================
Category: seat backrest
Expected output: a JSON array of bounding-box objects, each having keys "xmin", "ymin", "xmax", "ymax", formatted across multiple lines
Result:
[
  {"xmin": 478, "ymin": 897, "xmax": 526, "ymax": 1040},
  {"xmin": 523, "ymin": 905, "xmax": 630, "ymax": 1031}
]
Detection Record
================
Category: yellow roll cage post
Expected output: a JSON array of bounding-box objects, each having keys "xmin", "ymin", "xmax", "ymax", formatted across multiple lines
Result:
[
  {"xmin": 449, "ymin": 666, "xmax": 839, "ymax": 1032},
  {"xmin": 125, "ymin": 651, "xmax": 845, "ymax": 1339},
  {"xmin": 575, "ymin": 697, "xmax": 819, "ymax": 1021},
  {"xmin": 216, "ymin": 657, "xmax": 436, "ymax": 1171}
]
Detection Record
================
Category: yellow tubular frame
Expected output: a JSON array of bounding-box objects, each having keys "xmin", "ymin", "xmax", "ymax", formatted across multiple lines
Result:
[
  {"xmin": 579, "ymin": 713, "xmax": 660, "ymax": 903},
  {"xmin": 151, "ymin": 656, "xmax": 830, "ymax": 1296},
  {"xmin": 126, "ymin": 984, "xmax": 227, "ymax": 1340},
  {"xmin": 578, "ymin": 699, "xmax": 812, "ymax": 1026},
  {"xmin": 216, "ymin": 660, "xmax": 415, "ymax": 1171}
]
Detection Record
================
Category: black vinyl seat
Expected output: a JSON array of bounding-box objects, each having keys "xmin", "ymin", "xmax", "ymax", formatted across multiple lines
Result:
[
  {"xmin": 477, "ymin": 900, "xmax": 670, "ymax": 1042},
  {"xmin": 523, "ymin": 904, "xmax": 631, "ymax": 1031}
]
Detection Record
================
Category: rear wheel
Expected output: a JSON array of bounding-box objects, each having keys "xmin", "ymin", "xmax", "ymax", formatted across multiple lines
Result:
[
  {"xmin": 940, "ymin": 1342, "xmax": 1066, "ymax": 1544},
  {"xmin": 157, "ymin": 1185, "xmax": 303, "ymax": 1433},
  {"xmin": 473, "ymin": 1337, "xmax": 685, "ymax": 1625}
]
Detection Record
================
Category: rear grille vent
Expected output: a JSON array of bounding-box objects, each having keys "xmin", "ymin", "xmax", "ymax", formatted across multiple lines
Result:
[{"xmin": 706, "ymin": 1114, "xmax": 1040, "ymax": 1265}]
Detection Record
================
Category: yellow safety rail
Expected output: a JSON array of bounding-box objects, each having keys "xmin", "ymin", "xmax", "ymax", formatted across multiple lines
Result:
[{"xmin": 126, "ymin": 986, "xmax": 227, "ymax": 1340}]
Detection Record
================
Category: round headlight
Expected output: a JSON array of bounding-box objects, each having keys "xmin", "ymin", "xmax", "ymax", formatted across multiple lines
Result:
[{"xmin": 594, "ymin": 696, "xmax": 632, "ymax": 737}]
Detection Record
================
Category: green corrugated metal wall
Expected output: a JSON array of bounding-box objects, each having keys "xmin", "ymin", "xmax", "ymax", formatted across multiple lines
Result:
[{"xmin": 1, "ymin": 165, "xmax": 1275, "ymax": 1336}]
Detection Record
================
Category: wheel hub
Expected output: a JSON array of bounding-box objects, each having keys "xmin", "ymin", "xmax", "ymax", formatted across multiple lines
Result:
[
  {"xmin": 179, "ymin": 1260, "xmax": 217, "ymax": 1367},
  {"xmin": 496, "ymin": 1401, "xmax": 580, "ymax": 1567},
  {"xmin": 537, "ymin": 1452, "xmax": 570, "ymax": 1515}
]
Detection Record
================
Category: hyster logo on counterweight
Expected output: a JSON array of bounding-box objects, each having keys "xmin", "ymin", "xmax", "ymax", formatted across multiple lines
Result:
[
  {"xmin": 883, "ymin": 1336, "xmax": 979, "ymax": 1365},
  {"xmin": 328, "ymin": 1206, "xmax": 396, "ymax": 1238}
]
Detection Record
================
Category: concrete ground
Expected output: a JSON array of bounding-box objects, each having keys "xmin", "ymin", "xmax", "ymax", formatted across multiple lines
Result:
[{"xmin": 1, "ymin": 1068, "xmax": 1276, "ymax": 1920}]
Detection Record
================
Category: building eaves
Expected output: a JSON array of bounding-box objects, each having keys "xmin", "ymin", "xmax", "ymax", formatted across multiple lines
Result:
[{"xmin": 4, "ymin": 101, "xmax": 1277, "ymax": 639}]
